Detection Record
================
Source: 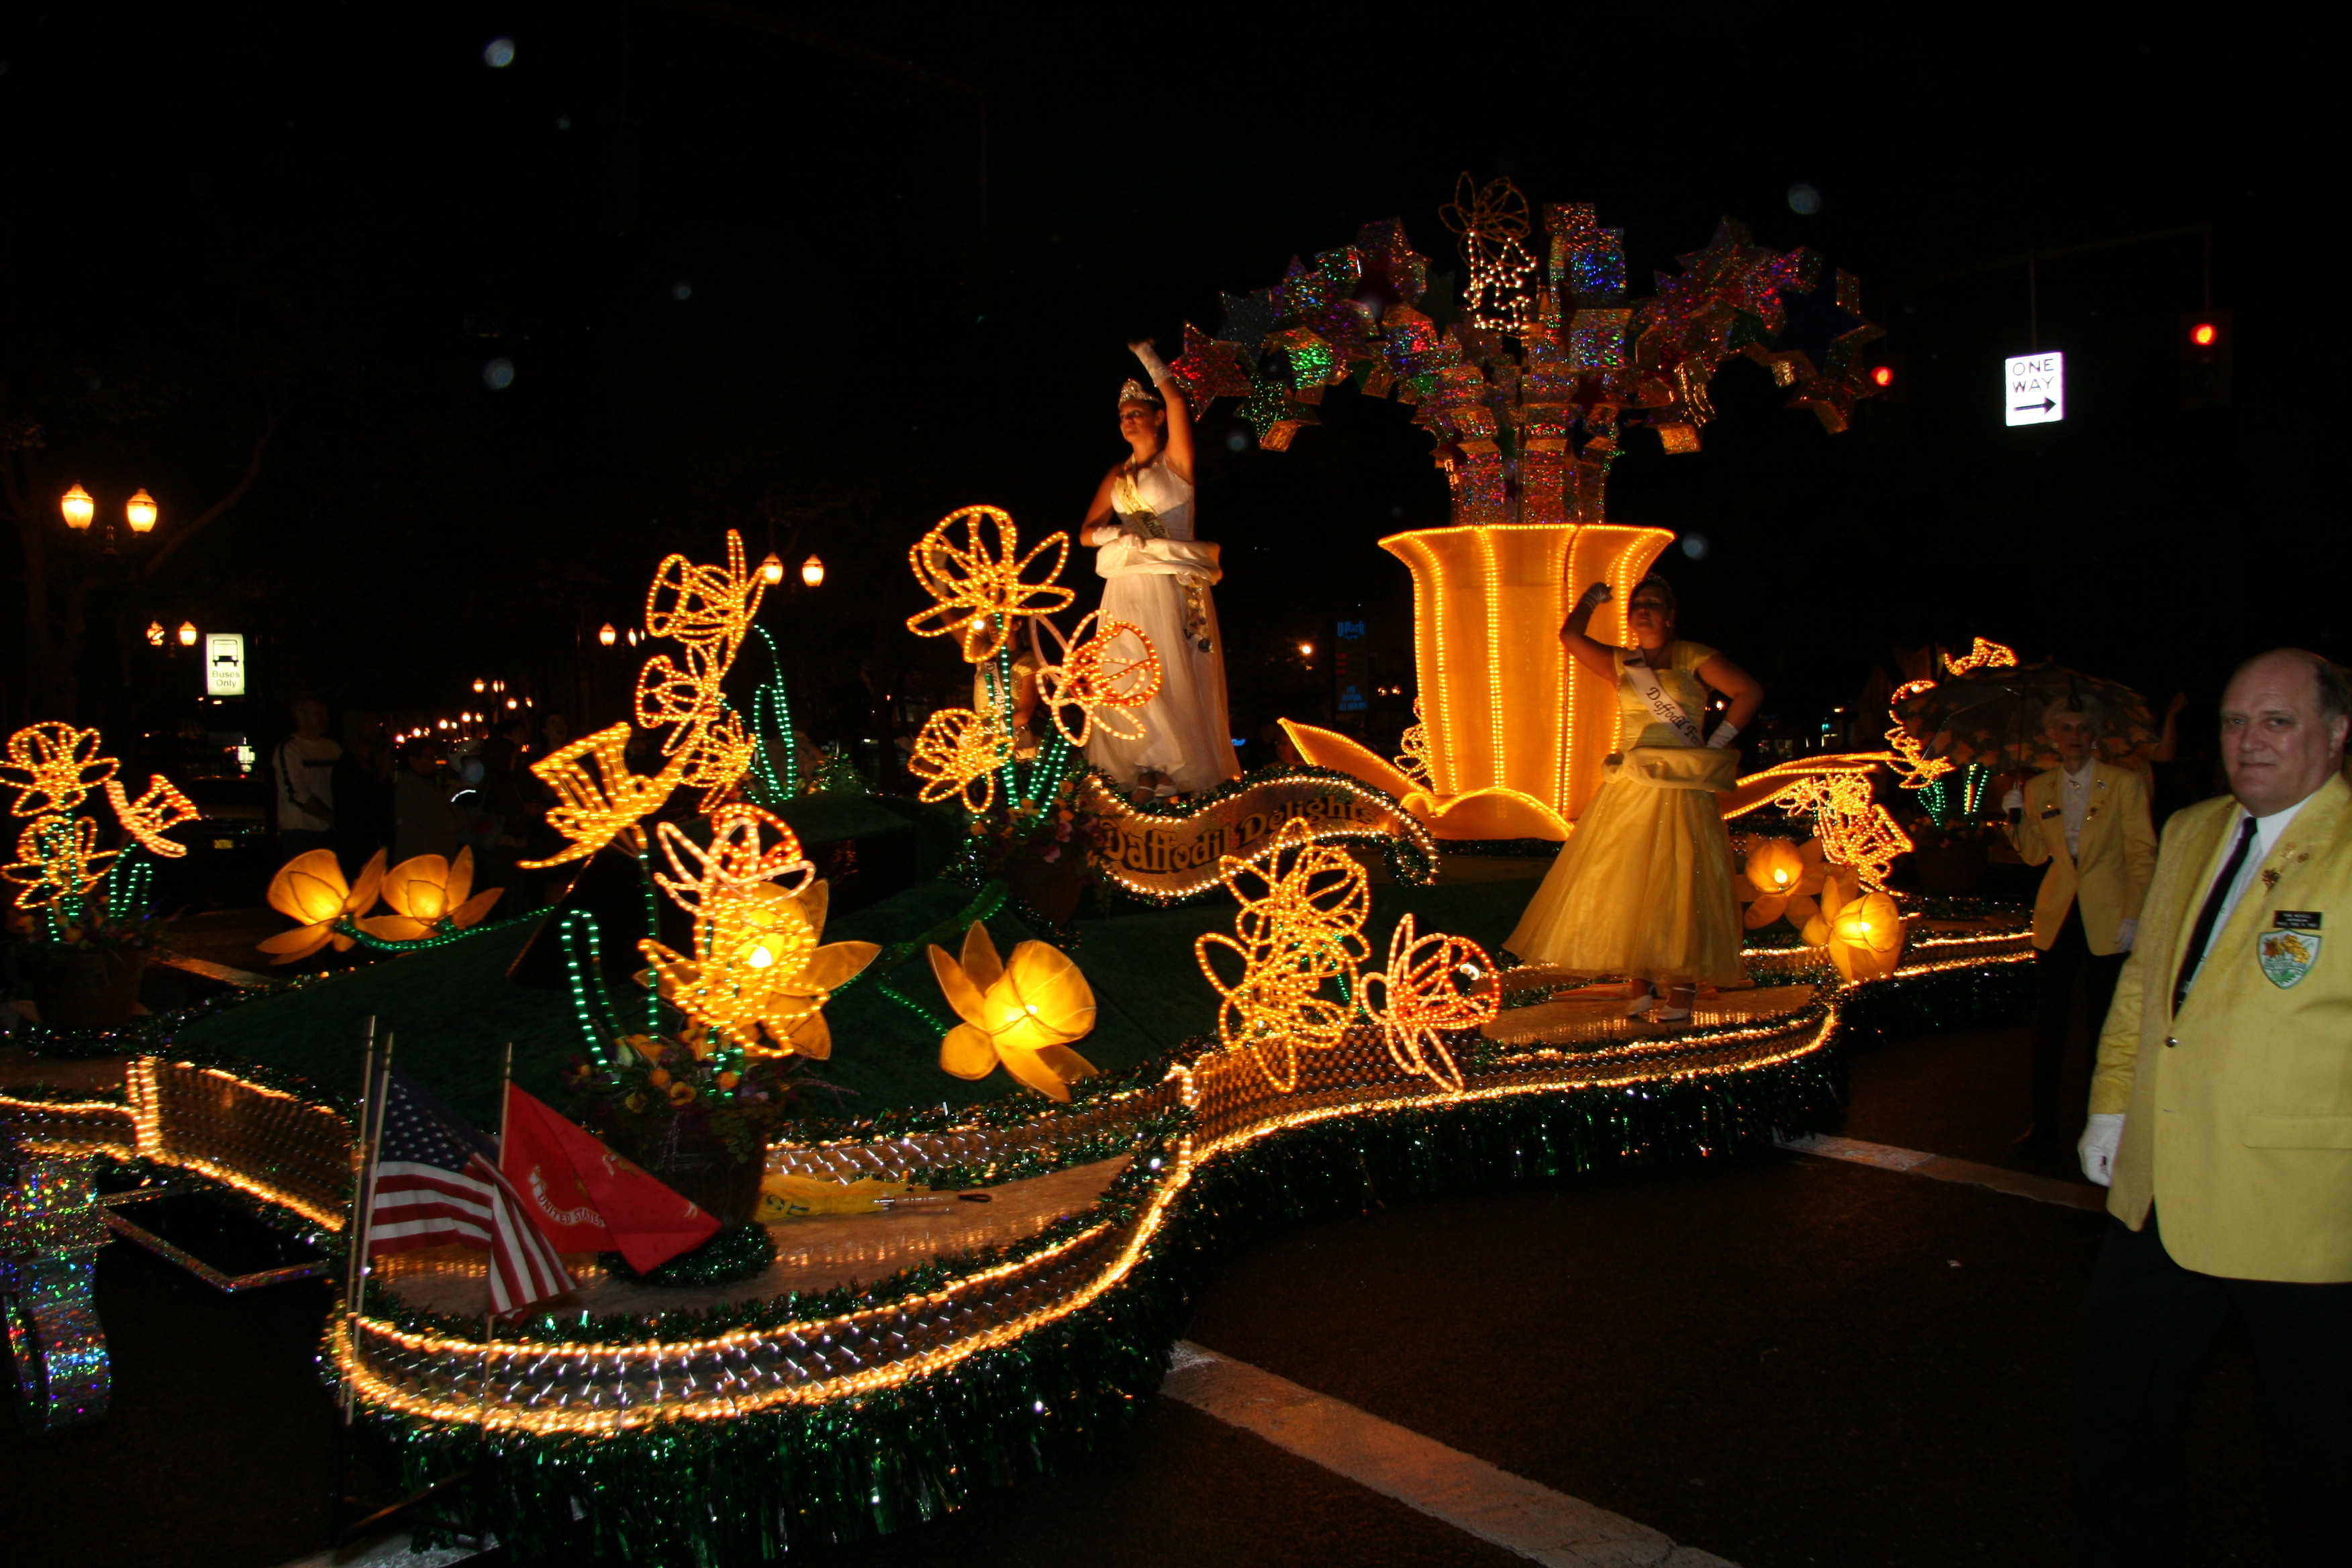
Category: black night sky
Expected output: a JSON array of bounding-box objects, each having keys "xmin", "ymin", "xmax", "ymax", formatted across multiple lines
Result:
[{"xmin": 1, "ymin": 8, "xmax": 2332, "ymax": 771}]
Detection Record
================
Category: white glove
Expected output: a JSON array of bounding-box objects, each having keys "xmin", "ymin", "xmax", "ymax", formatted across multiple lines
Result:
[
  {"xmin": 2002, "ymin": 787, "xmax": 2025, "ymax": 814},
  {"xmin": 1707, "ymin": 720, "xmax": 1740, "ymax": 750},
  {"xmin": 2079, "ymin": 1113, "xmax": 2124, "ymax": 1187},
  {"xmin": 2115, "ymin": 918, "xmax": 2137, "ymax": 952},
  {"xmin": 1130, "ymin": 338, "xmax": 1171, "ymax": 384}
]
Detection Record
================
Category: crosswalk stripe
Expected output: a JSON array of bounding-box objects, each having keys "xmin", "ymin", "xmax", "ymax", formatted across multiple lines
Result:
[{"xmin": 1163, "ymin": 1340, "xmax": 1738, "ymax": 1567}]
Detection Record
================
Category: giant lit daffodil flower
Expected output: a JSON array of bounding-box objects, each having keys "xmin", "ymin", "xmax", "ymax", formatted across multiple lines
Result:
[
  {"xmin": 356, "ymin": 848, "xmax": 503, "ymax": 941},
  {"xmin": 928, "ymin": 922, "xmax": 1099, "ymax": 1102},
  {"xmin": 258, "ymin": 848, "xmax": 386, "ymax": 963},
  {"xmin": 1804, "ymin": 877, "xmax": 1905, "ymax": 983},
  {"xmin": 1736, "ymin": 836, "xmax": 1832, "ymax": 930},
  {"xmin": 638, "ymin": 878, "xmax": 880, "ymax": 1059}
]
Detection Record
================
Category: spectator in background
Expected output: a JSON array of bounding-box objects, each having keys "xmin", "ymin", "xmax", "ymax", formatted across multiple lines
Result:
[
  {"xmin": 273, "ymin": 697, "xmax": 341, "ymax": 864},
  {"xmin": 392, "ymin": 739, "xmax": 463, "ymax": 863},
  {"xmin": 333, "ymin": 709, "xmax": 395, "ymax": 870},
  {"xmin": 2000, "ymin": 699, "xmax": 2158, "ymax": 1153}
]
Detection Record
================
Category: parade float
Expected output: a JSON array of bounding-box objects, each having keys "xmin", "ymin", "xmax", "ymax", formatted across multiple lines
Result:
[{"xmin": 0, "ymin": 186, "xmax": 2042, "ymax": 1559}]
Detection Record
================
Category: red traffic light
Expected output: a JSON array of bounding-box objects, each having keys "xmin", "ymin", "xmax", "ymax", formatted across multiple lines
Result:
[
  {"xmin": 1871, "ymin": 365, "xmax": 1894, "ymax": 387},
  {"xmin": 2190, "ymin": 322, "xmax": 2217, "ymax": 347}
]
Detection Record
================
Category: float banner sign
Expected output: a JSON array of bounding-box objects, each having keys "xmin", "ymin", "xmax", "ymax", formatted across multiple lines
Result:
[
  {"xmin": 2004, "ymin": 352, "xmax": 2064, "ymax": 426},
  {"xmin": 1083, "ymin": 771, "xmax": 1434, "ymax": 900},
  {"xmin": 205, "ymin": 633, "xmax": 247, "ymax": 697}
]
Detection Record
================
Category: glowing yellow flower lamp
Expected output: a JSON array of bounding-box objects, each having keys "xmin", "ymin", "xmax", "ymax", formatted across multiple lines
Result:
[
  {"xmin": 1816, "ymin": 886, "xmax": 1906, "ymax": 983},
  {"xmin": 1737, "ymin": 836, "xmax": 1830, "ymax": 930},
  {"xmin": 638, "ymin": 879, "xmax": 880, "ymax": 1060},
  {"xmin": 258, "ymin": 848, "xmax": 387, "ymax": 963},
  {"xmin": 928, "ymin": 922, "xmax": 1099, "ymax": 1102},
  {"xmin": 358, "ymin": 848, "xmax": 503, "ymax": 940}
]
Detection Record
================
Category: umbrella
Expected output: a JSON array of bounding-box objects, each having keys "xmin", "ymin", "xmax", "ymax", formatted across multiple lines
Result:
[{"xmin": 1892, "ymin": 661, "xmax": 2159, "ymax": 775}]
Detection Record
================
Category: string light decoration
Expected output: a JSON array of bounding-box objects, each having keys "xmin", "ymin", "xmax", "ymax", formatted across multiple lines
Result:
[
  {"xmin": 650, "ymin": 803, "xmax": 814, "ymax": 914},
  {"xmin": 0, "ymin": 724, "xmax": 117, "ymax": 818},
  {"xmin": 636, "ymin": 877, "xmax": 879, "ymax": 1061},
  {"xmin": 927, "ymin": 922, "xmax": 1101, "ymax": 1102},
  {"xmin": 355, "ymin": 849, "xmax": 503, "ymax": 942},
  {"xmin": 1440, "ymin": 172, "xmax": 1538, "ymax": 334},
  {"xmin": 1032, "ymin": 613, "xmax": 1163, "ymax": 746},
  {"xmin": 905, "ymin": 707, "xmax": 1013, "ymax": 813},
  {"xmin": 0, "ymin": 724, "xmax": 200, "ymax": 920},
  {"xmin": 256, "ymin": 849, "xmax": 387, "ymax": 963},
  {"xmin": 903, "ymin": 506, "xmax": 1075, "ymax": 664},
  {"xmin": 1393, "ymin": 700, "xmax": 1433, "ymax": 789},
  {"xmin": 522, "ymin": 722, "xmax": 680, "ymax": 869},
  {"xmin": 1769, "ymin": 772, "xmax": 1911, "ymax": 892},
  {"xmin": 1359, "ymin": 914, "xmax": 1498, "ymax": 1096},
  {"xmin": 1194, "ymin": 818, "xmax": 1371, "ymax": 1093},
  {"xmin": 101, "ymin": 777, "xmax": 200, "ymax": 859},
  {"xmin": 1942, "ymin": 637, "xmax": 2018, "ymax": 677},
  {"xmin": 634, "ymin": 531, "xmax": 769, "ymax": 803},
  {"xmin": 3, "ymin": 815, "xmax": 112, "ymax": 911}
]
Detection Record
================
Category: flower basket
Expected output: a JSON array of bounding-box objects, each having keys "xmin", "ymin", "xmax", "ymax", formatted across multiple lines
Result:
[
  {"xmin": 28, "ymin": 949, "xmax": 146, "ymax": 1030},
  {"xmin": 605, "ymin": 1117, "xmax": 767, "ymax": 1226}
]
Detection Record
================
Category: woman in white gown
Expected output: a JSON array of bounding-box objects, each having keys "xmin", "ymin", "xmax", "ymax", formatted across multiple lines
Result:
[{"xmin": 1077, "ymin": 340, "xmax": 1240, "ymax": 797}]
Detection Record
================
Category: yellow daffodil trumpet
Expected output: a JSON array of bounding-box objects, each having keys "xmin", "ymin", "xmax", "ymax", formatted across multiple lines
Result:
[{"xmin": 927, "ymin": 922, "xmax": 1099, "ymax": 1102}]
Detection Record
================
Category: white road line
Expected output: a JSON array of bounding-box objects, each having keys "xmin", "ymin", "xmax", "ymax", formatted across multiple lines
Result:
[
  {"xmin": 1163, "ymin": 1341, "xmax": 1738, "ymax": 1568},
  {"xmin": 275, "ymin": 1532, "xmax": 485, "ymax": 1568},
  {"xmin": 1775, "ymin": 1132, "xmax": 2106, "ymax": 1212}
]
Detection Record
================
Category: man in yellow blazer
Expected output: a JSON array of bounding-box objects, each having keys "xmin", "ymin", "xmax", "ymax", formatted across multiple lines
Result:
[
  {"xmin": 2073, "ymin": 650, "xmax": 2352, "ymax": 1565},
  {"xmin": 2002, "ymin": 701, "xmax": 2157, "ymax": 1147}
]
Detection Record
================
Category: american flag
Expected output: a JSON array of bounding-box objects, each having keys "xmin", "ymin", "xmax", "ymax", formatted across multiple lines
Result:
[{"xmin": 365, "ymin": 1069, "xmax": 573, "ymax": 1317}]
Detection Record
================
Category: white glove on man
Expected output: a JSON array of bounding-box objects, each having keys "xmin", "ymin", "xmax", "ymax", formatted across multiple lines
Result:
[
  {"xmin": 2079, "ymin": 1113, "xmax": 2124, "ymax": 1187},
  {"xmin": 2115, "ymin": 918, "xmax": 2137, "ymax": 952},
  {"xmin": 2002, "ymin": 787, "xmax": 2026, "ymax": 814}
]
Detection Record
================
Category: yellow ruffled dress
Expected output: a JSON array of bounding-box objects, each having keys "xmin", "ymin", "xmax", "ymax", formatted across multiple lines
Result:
[{"xmin": 1503, "ymin": 640, "xmax": 1748, "ymax": 988}]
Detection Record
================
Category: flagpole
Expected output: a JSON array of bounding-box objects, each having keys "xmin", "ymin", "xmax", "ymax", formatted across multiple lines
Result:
[
  {"xmin": 474, "ymin": 1042, "xmax": 514, "ymax": 1547},
  {"xmin": 339, "ymin": 1016, "xmax": 375, "ymax": 1418},
  {"xmin": 344, "ymin": 1030, "xmax": 393, "ymax": 1424}
]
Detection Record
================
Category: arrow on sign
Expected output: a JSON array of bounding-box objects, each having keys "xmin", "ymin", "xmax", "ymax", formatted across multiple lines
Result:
[{"xmin": 2012, "ymin": 397, "xmax": 2056, "ymax": 413}]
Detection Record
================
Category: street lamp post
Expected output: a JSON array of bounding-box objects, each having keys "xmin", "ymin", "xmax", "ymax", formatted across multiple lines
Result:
[{"xmin": 59, "ymin": 483, "xmax": 160, "ymax": 552}]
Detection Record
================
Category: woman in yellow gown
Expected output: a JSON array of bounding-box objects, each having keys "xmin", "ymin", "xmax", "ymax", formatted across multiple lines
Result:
[{"xmin": 1504, "ymin": 575, "xmax": 1763, "ymax": 1020}]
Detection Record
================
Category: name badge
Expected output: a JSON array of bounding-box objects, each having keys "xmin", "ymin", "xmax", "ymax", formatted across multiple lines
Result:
[
  {"xmin": 2258, "ymin": 922, "xmax": 2323, "ymax": 990},
  {"xmin": 2040, "ymin": 803, "xmax": 2062, "ymax": 819}
]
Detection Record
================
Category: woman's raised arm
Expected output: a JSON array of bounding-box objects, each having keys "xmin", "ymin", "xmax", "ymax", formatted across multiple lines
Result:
[
  {"xmin": 1559, "ymin": 581, "xmax": 1622, "ymax": 679},
  {"xmin": 1130, "ymin": 339, "xmax": 1193, "ymax": 486}
]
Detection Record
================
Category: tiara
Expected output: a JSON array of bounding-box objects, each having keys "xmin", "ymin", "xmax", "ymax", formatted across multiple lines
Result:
[{"xmin": 1116, "ymin": 378, "xmax": 1163, "ymax": 408}]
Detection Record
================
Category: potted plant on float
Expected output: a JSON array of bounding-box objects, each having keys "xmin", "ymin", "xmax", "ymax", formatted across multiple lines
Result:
[
  {"xmin": 14, "ymin": 892, "xmax": 176, "ymax": 1031},
  {"xmin": 563, "ymin": 1028, "xmax": 806, "ymax": 1283}
]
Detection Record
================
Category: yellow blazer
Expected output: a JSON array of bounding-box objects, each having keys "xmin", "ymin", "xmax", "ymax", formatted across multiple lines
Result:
[
  {"xmin": 2090, "ymin": 773, "xmax": 2352, "ymax": 1282},
  {"xmin": 2008, "ymin": 761, "xmax": 2157, "ymax": 954}
]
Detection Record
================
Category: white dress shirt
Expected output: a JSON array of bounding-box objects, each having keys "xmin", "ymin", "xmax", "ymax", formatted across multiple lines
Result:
[
  {"xmin": 2059, "ymin": 759, "xmax": 2096, "ymax": 858},
  {"xmin": 2186, "ymin": 789, "xmax": 2317, "ymax": 987}
]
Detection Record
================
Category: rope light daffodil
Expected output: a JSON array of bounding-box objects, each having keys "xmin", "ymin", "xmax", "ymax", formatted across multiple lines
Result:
[
  {"xmin": 1032, "ymin": 612, "xmax": 1163, "ymax": 747},
  {"xmin": 1194, "ymin": 818, "xmax": 1371, "ymax": 1093},
  {"xmin": 0, "ymin": 723, "xmax": 117, "ymax": 818},
  {"xmin": 522, "ymin": 722, "xmax": 681, "ymax": 869},
  {"xmin": 2, "ymin": 815, "xmax": 113, "ymax": 910},
  {"xmin": 905, "ymin": 707, "xmax": 1013, "ymax": 813},
  {"xmin": 927, "ymin": 921, "xmax": 1099, "ymax": 1102},
  {"xmin": 903, "ymin": 505, "xmax": 1075, "ymax": 665},
  {"xmin": 1360, "ymin": 914, "xmax": 1498, "ymax": 1096},
  {"xmin": 102, "ymin": 776, "xmax": 201, "ymax": 859}
]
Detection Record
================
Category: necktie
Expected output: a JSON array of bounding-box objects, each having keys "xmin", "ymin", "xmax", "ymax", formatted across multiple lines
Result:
[{"xmin": 2173, "ymin": 814, "xmax": 2259, "ymax": 1014}]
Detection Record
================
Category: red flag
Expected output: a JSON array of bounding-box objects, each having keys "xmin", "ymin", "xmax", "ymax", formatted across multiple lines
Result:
[{"xmin": 499, "ymin": 1084, "xmax": 721, "ymax": 1273}]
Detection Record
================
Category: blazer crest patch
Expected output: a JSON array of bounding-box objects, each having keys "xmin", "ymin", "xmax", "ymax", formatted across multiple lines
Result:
[{"xmin": 2257, "ymin": 928, "xmax": 2321, "ymax": 990}]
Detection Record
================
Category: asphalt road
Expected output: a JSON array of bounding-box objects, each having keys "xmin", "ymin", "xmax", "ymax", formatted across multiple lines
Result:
[{"xmin": 3, "ymin": 1024, "xmax": 2280, "ymax": 1567}]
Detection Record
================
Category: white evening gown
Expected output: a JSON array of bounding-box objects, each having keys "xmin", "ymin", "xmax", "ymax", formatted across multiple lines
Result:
[{"xmin": 1085, "ymin": 457, "xmax": 1240, "ymax": 794}]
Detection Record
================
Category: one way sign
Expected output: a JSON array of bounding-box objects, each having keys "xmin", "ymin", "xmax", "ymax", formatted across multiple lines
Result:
[{"xmin": 2004, "ymin": 351, "xmax": 2065, "ymax": 426}]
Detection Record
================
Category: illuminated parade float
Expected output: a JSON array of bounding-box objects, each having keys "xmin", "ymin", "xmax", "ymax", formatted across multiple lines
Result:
[{"xmin": 0, "ymin": 187, "xmax": 2041, "ymax": 1558}]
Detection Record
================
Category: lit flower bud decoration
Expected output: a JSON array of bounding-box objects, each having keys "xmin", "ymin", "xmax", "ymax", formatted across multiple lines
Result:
[
  {"xmin": 927, "ymin": 922, "xmax": 1100, "ymax": 1102},
  {"xmin": 1816, "ymin": 885, "xmax": 1906, "ymax": 983},
  {"xmin": 1034, "ymin": 612, "xmax": 1163, "ymax": 747},
  {"xmin": 906, "ymin": 707, "xmax": 1013, "ymax": 813},
  {"xmin": 356, "ymin": 848, "xmax": 503, "ymax": 941},
  {"xmin": 638, "ymin": 878, "xmax": 879, "ymax": 1061},
  {"xmin": 258, "ymin": 848, "xmax": 387, "ymax": 963}
]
